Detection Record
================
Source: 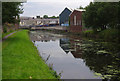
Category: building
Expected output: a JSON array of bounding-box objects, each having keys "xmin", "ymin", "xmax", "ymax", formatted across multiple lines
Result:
[
  {"xmin": 36, "ymin": 18, "xmax": 59, "ymax": 26},
  {"xmin": 59, "ymin": 7, "xmax": 73, "ymax": 26},
  {"xmin": 69, "ymin": 9, "xmax": 85, "ymax": 32},
  {"xmin": 20, "ymin": 17, "xmax": 36, "ymax": 27},
  {"xmin": 20, "ymin": 16, "xmax": 59, "ymax": 27}
]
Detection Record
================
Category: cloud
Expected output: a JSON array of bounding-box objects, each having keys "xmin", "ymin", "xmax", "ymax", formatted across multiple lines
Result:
[{"xmin": 21, "ymin": 0, "xmax": 92, "ymax": 17}]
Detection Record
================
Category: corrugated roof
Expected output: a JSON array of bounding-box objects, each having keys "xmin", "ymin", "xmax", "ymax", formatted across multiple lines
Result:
[
  {"xmin": 59, "ymin": 7, "xmax": 73, "ymax": 16},
  {"xmin": 74, "ymin": 9, "xmax": 86, "ymax": 12},
  {"xmin": 69, "ymin": 9, "xmax": 85, "ymax": 16},
  {"xmin": 66, "ymin": 7, "xmax": 73, "ymax": 12}
]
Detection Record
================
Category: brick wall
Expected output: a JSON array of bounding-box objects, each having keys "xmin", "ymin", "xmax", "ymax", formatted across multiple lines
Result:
[{"xmin": 69, "ymin": 10, "xmax": 83, "ymax": 33}]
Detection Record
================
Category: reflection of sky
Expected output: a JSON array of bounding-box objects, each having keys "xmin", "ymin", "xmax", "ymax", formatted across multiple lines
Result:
[
  {"xmin": 35, "ymin": 40, "xmax": 101, "ymax": 79},
  {"xmin": 20, "ymin": 0, "xmax": 93, "ymax": 17}
]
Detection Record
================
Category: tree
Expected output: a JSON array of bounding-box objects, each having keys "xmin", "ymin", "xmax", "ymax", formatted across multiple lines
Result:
[
  {"xmin": 118, "ymin": 2, "xmax": 120, "ymax": 30},
  {"xmin": 83, "ymin": 2, "xmax": 99, "ymax": 32},
  {"xmin": 83, "ymin": 2, "xmax": 119, "ymax": 32},
  {"xmin": 36, "ymin": 16, "xmax": 40, "ymax": 18},
  {"xmin": 2, "ymin": 2, "xmax": 23, "ymax": 24},
  {"xmin": 43, "ymin": 15, "xmax": 48, "ymax": 19},
  {"xmin": 49, "ymin": 16, "xmax": 58, "ymax": 19},
  {"xmin": 79, "ymin": 6, "xmax": 84, "ymax": 9},
  {"xmin": 51, "ymin": 16, "xmax": 56, "ymax": 18}
]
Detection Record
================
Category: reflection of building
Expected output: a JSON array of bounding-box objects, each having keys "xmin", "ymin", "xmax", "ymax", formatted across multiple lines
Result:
[
  {"xmin": 30, "ymin": 31, "xmax": 63, "ymax": 42},
  {"xmin": 60, "ymin": 38, "xmax": 71, "ymax": 53},
  {"xmin": 59, "ymin": 7, "xmax": 73, "ymax": 26},
  {"xmin": 71, "ymin": 50, "xmax": 82, "ymax": 58},
  {"xmin": 59, "ymin": 38, "xmax": 82, "ymax": 58}
]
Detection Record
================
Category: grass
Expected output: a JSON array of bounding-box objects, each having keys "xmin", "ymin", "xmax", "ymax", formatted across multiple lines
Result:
[{"xmin": 2, "ymin": 30, "xmax": 58, "ymax": 79}]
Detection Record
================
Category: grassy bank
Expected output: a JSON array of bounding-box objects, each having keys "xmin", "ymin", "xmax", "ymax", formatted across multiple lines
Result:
[
  {"xmin": 82, "ymin": 29, "xmax": 120, "ymax": 42},
  {"xmin": 2, "ymin": 30, "xmax": 58, "ymax": 79}
]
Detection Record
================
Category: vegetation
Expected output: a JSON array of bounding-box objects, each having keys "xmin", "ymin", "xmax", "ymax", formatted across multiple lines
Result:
[
  {"xmin": 2, "ymin": 30, "xmax": 59, "ymax": 79},
  {"xmin": 82, "ymin": 29, "xmax": 119, "ymax": 42},
  {"xmin": 2, "ymin": 2, "xmax": 23, "ymax": 33},
  {"xmin": 2, "ymin": 2, "xmax": 23, "ymax": 24},
  {"xmin": 81, "ymin": 40, "xmax": 120, "ymax": 80},
  {"xmin": 49, "ymin": 16, "xmax": 59, "ymax": 19},
  {"xmin": 43, "ymin": 15, "xmax": 59, "ymax": 19},
  {"xmin": 43, "ymin": 15, "xmax": 49, "ymax": 19},
  {"xmin": 82, "ymin": 2, "xmax": 120, "ymax": 42},
  {"xmin": 83, "ymin": 2, "xmax": 119, "ymax": 31}
]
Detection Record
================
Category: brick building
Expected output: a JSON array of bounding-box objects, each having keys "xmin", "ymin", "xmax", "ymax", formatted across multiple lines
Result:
[{"xmin": 69, "ymin": 9, "xmax": 85, "ymax": 32}]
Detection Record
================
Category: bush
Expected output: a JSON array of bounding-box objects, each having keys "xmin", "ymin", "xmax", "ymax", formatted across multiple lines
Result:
[
  {"xmin": 82, "ymin": 30, "xmax": 94, "ymax": 37},
  {"xmin": 3, "ymin": 25, "xmax": 7, "ymax": 33},
  {"xmin": 98, "ymin": 29, "xmax": 119, "ymax": 42}
]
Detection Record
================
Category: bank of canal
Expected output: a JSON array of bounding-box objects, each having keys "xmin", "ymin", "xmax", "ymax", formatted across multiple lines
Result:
[
  {"xmin": 2, "ymin": 30, "xmax": 58, "ymax": 79},
  {"xmin": 30, "ymin": 30, "xmax": 120, "ymax": 80}
]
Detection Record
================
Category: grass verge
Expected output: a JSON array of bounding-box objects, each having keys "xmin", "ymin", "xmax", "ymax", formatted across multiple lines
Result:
[{"xmin": 2, "ymin": 30, "xmax": 58, "ymax": 79}]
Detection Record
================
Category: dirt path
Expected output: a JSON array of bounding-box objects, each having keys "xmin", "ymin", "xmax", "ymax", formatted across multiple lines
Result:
[{"xmin": 2, "ymin": 31, "xmax": 17, "ymax": 41}]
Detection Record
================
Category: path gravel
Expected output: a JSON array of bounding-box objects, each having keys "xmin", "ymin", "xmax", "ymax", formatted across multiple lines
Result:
[{"xmin": 2, "ymin": 31, "xmax": 17, "ymax": 41}]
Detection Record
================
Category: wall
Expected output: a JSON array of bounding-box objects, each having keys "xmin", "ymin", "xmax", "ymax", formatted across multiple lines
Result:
[
  {"xmin": 59, "ymin": 8, "xmax": 72, "ymax": 26},
  {"xmin": 69, "ymin": 10, "xmax": 82, "ymax": 32}
]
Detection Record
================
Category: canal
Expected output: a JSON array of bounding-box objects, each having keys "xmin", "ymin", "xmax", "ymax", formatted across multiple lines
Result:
[{"xmin": 29, "ymin": 30, "xmax": 120, "ymax": 80}]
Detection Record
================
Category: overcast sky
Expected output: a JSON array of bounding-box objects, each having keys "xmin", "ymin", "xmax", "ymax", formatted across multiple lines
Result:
[{"xmin": 20, "ymin": 0, "xmax": 93, "ymax": 17}]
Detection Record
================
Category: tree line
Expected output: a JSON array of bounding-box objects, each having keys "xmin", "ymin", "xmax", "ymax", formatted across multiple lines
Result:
[
  {"xmin": 36, "ymin": 15, "xmax": 59, "ymax": 19},
  {"xmin": 83, "ymin": 2, "xmax": 120, "ymax": 32}
]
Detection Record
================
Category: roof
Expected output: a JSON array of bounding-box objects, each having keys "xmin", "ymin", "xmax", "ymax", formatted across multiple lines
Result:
[
  {"xmin": 59, "ymin": 7, "xmax": 73, "ymax": 16},
  {"xmin": 74, "ymin": 9, "xmax": 85, "ymax": 12},
  {"xmin": 69, "ymin": 9, "xmax": 85, "ymax": 16},
  {"xmin": 66, "ymin": 7, "xmax": 73, "ymax": 12}
]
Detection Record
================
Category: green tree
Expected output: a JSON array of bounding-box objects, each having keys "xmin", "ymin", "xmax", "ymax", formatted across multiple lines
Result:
[
  {"xmin": 118, "ymin": 2, "xmax": 120, "ymax": 30},
  {"xmin": 49, "ymin": 16, "xmax": 59, "ymax": 19},
  {"xmin": 51, "ymin": 16, "xmax": 56, "ymax": 18},
  {"xmin": 83, "ymin": 2, "xmax": 99, "ymax": 32},
  {"xmin": 36, "ymin": 16, "xmax": 40, "ymax": 18},
  {"xmin": 43, "ymin": 15, "xmax": 48, "ymax": 19},
  {"xmin": 83, "ymin": 2, "xmax": 119, "ymax": 32},
  {"xmin": 79, "ymin": 6, "xmax": 84, "ymax": 9},
  {"xmin": 2, "ymin": 2, "xmax": 23, "ymax": 24}
]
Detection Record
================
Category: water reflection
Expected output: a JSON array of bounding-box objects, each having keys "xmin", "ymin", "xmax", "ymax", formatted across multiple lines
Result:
[
  {"xmin": 60, "ymin": 38, "xmax": 82, "ymax": 58},
  {"xmin": 30, "ymin": 31, "xmax": 120, "ymax": 80}
]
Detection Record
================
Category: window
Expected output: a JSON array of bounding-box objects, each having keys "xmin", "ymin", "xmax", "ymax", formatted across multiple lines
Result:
[
  {"xmin": 79, "ymin": 20, "xmax": 81, "ymax": 25},
  {"xmin": 74, "ymin": 16, "xmax": 76, "ymax": 26}
]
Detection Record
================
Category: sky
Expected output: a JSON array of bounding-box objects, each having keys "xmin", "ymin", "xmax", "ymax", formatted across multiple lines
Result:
[{"xmin": 20, "ymin": 0, "xmax": 93, "ymax": 17}]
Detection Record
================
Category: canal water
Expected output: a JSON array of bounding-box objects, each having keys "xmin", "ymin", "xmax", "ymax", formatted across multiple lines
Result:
[{"xmin": 29, "ymin": 30, "xmax": 120, "ymax": 80}]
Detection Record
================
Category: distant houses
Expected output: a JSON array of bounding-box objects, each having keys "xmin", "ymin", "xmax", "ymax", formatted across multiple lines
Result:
[
  {"xmin": 20, "ymin": 17, "xmax": 59, "ymax": 27},
  {"xmin": 59, "ymin": 7, "xmax": 73, "ymax": 26}
]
